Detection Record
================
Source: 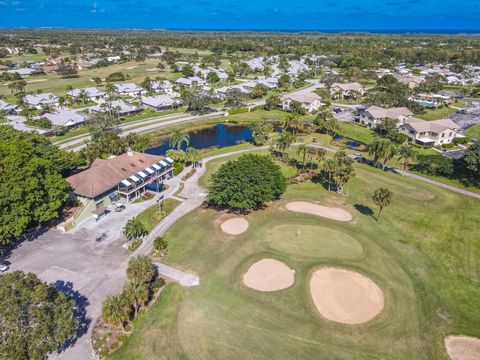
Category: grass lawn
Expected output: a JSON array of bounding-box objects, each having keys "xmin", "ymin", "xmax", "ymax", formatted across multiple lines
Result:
[
  {"xmin": 109, "ymin": 152, "xmax": 480, "ymax": 360},
  {"xmin": 136, "ymin": 198, "xmax": 181, "ymax": 233},
  {"xmin": 465, "ymin": 124, "xmax": 480, "ymax": 139},
  {"xmin": 415, "ymin": 106, "xmax": 458, "ymax": 121}
]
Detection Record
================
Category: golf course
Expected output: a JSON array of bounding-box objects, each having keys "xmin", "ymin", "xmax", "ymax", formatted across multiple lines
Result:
[{"xmin": 109, "ymin": 150, "xmax": 480, "ymax": 360}]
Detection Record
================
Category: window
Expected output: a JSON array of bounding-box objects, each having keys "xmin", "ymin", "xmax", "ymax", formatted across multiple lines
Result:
[{"xmin": 442, "ymin": 133, "xmax": 445, "ymax": 137}]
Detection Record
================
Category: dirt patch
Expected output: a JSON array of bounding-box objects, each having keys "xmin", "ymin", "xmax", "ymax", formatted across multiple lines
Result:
[
  {"xmin": 221, "ymin": 218, "xmax": 249, "ymax": 235},
  {"xmin": 310, "ymin": 267, "xmax": 384, "ymax": 324},
  {"xmin": 445, "ymin": 336, "xmax": 480, "ymax": 360},
  {"xmin": 286, "ymin": 201, "xmax": 352, "ymax": 221},
  {"xmin": 243, "ymin": 258, "xmax": 295, "ymax": 292}
]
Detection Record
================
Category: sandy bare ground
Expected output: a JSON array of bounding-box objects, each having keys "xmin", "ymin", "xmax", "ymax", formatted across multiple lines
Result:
[
  {"xmin": 26, "ymin": 79, "xmax": 47, "ymax": 83},
  {"xmin": 310, "ymin": 267, "xmax": 384, "ymax": 324},
  {"xmin": 445, "ymin": 336, "xmax": 480, "ymax": 360},
  {"xmin": 125, "ymin": 66, "xmax": 138, "ymax": 69},
  {"xmin": 221, "ymin": 218, "xmax": 249, "ymax": 235},
  {"xmin": 146, "ymin": 68, "xmax": 159, "ymax": 71},
  {"xmin": 286, "ymin": 201, "xmax": 352, "ymax": 221},
  {"xmin": 243, "ymin": 258, "xmax": 295, "ymax": 292}
]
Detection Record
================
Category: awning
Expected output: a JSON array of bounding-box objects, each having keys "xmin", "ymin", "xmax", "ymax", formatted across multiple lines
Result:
[
  {"xmin": 120, "ymin": 179, "xmax": 132, "ymax": 186},
  {"xmin": 137, "ymin": 171, "xmax": 148, "ymax": 178},
  {"xmin": 164, "ymin": 157, "xmax": 174, "ymax": 164},
  {"xmin": 152, "ymin": 163, "xmax": 161, "ymax": 170},
  {"xmin": 159, "ymin": 160, "xmax": 168, "ymax": 167},
  {"xmin": 129, "ymin": 175, "xmax": 140, "ymax": 182},
  {"xmin": 145, "ymin": 167, "xmax": 155, "ymax": 174}
]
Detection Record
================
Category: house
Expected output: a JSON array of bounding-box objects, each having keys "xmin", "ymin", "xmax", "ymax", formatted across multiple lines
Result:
[
  {"xmin": 141, "ymin": 95, "xmax": 178, "ymax": 111},
  {"xmin": 0, "ymin": 99, "xmax": 18, "ymax": 115},
  {"xmin": 1, "ymin": 118, "xmax": 51, "ymax": 135},
  {"xmin": 241, "ymin": 77, "xmax": 279, "ymax": 91},
  {"xmin": 360, "ymin": 106, "xmax": 413, "ymax": 128},
  {"xmin": 88, "ymin": 100, "xmax": 143, "ymax": 117},
  {"xmin": 280, "ymin": 92, "xmax": 323, "ymax": 114},
  {"xmin": 67, "ymin": 87, "xmax": 106, "ymax": 101},
  {"xmin": 214, "ymin": 85, "xmax": 249, "ymax": 99},
  {"xmin": 106, "ymin": 56, "xmax": 121, "ymax": 63},
  {"xmin": 7, "ymin": 68, "xmax": 37, "ymax": 76},
  {"xmin": 114, "ymin": 83, "xmax": 145, "ymax": 97},
  {"xmin": 42, "ymin": 109, "xmax": 86, "ymax": 128},
  {"xmin": 151, "ymin": 80, "xmax": 174, "ymax": 92},
  {"xmin": 409, "ymin": 93, "xmax": 452, "ymax": 109},
  {"xmin": 175, "ymin": 76, "xmax": 206, "ymax": 88},
  {"xmin": 76, "ymin": 61, "xmax": 95, "ymax": 70},
  {"xmin": 395, "ymin": 75, "xmax": 425, "ymax": 89},
  {"xmin": 42, "ymin": 65, "xmax": 60, "ymax": 73},
  {"xmin": 192, "ymin": 65, "xmax": 228, "ymax": 81},
  {"xmin": 24, "ymin": 93, "xmax": 59, "ymax": 109},
  {"xmin": 399, "ymin": 118, "xmax": 459, "ymax": 147},
  {"xmin": 66, "ymin": 151, "xmax": 174, "ymax": 226},
  {"xmin": 330, "ymin": 82, "xmax": 365, "ymax": 99}
]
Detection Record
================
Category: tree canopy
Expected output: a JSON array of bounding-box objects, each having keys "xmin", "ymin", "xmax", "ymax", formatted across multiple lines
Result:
[
  {"xmin": 208, "ymin": 154, "xmax": 286, "ymax": 211},
  {"xmin": 0, "ymin": 126, "xmax": 81, "ymax": 245},
  {"xmin": 0, "ymin": 271, "xmax": 76, "ymax": 360}
]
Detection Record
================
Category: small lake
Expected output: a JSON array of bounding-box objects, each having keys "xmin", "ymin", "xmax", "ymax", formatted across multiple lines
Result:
[{"xmin": 146, "ymin": 123, "xmax": 252, "ymax": 155}]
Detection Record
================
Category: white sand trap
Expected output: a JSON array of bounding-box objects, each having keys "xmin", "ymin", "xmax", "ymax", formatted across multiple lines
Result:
[
  {"xmin": 310, "ymin": 267, "xmax": 384, "ymax": 324},
  {"xmin": 146, "ymin": 68, "xmax": 159, "ymax": 71},
  {"xmin": 221, "ymin": 217, "xmax": 249, "ymax": 235},
  {"xmin": 125, "ymin": 66, "xmax": 138, "ymax": 69},
  {"xmin": 445, "ymin": 336, "xmax": 480, "ymax": 360},
  {"xmin": 286, "ymin": 201, "xmax": 352, "ymax": 221},
  {"xmin": 243, "ymin": 258, "xmax": 295, "ymax": 292}
]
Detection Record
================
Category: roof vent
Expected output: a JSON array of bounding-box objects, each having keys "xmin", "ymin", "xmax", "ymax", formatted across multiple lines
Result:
[{"xmin": 127, "ymin": 147, "xmax": 133, "ymax": 156}]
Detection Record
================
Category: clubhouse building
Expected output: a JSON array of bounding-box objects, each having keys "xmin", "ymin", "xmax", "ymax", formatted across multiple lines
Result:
[{"xmin": 65, "ymin": 150, "xmax": 174, "ymax": 227}]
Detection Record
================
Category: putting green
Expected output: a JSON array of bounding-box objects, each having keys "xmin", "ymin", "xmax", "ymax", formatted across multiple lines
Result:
[{"xmin": 262, "ymin": 224, "xmax": 363, "ymax": 259}]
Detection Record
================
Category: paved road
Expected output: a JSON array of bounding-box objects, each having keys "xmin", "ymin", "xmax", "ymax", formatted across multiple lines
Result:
[{"xmin": 153, "ymin": 262, "xmax": 200, "ymax": 287}]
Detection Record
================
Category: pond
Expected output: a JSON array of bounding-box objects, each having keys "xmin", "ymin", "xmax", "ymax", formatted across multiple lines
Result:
[{"xmin": 146, "ymin": 123, "xmax": 252, "ymax": 155}]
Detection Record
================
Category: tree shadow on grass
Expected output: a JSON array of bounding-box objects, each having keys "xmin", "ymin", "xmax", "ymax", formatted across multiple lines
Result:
[
  {"xmin": 354, "ymin": 204, "xmax": 375, "ymax": 219},
  {"xmin": 53, "ymin": 280, "xmax": 91, "ymax": 354}
]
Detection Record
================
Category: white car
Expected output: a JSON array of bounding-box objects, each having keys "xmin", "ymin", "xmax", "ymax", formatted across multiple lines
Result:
[{"xmin": 0, "ymin": 264, "xmax": 9, "ymax": 273}]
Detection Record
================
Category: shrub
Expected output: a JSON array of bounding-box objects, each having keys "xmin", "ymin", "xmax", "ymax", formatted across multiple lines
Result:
[
  {"xmin": 173, "ymin": 163, "xmax": 184, "ymax": 176},
  {"xmin": 106, "ymin": 72, "xmax": 126, "ymax": 82},
  {"xmin": 153, "ymin": 236, "xmax": 168, "ymax": 256},
  {"xmin": 453, "ymin": 137, "xmax": 470, "ymax": 145},
  {"xmin": 152, "ymin": 277, "xmax": 165, "ymax": 290},
  {"xmin": 110, "ymin": 342, "xmax": 119, "ymax": 350},
  {"xmin": 414, "ymin": 154, "xmax": 454, "ymax": 176},
  {"xmin": 128, "ymin": 238, "xmax": 143, "ymax": 252}
]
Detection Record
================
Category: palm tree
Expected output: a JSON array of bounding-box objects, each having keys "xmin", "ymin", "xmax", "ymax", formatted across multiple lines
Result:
[
  {"xmin": 372, "ymin": 187, "xmax": 393, "ymax": 221},
  {"xmin": 368, "ymin": 138, "xmax": 388, "ymax": 163},
  {"xmin": 169, "ymin": 129, "xmax": 190, "ymax": 151},
  {"xmin": 92, "ymin": 76, "xmax": 102, "ymax": 86},
  {"xmin": 306, "ymin": 146, "xmax": 317, "ymax": 169},
  {"xmin": 186, "ymin": 147, "xmax": 201, "ymax": 168},
  {"xmin": 323, "ymin": 158, "xmax": 337, "ymax": 192},
  {"xmin": 314, "ymin": 148, "xmax": 327, "ymax": 169},
  {"xmin": 124, "ymin": 279, "xmax": 149, "ymax": 316},
  {"xmin": 78, "ymin": 89, "xmax": 89, "ymax": 105},
  {"xmin": 296, "ymin": 144, "xmax": 308, "ymax": 168},
  {"xmin": 58, "ymin": 96, "xmax": 67, "ymax": 109},
  {"xmin": 105, "ymin": 82, "xmax": 116, "ymax": 98},
  {"xmin": 127, "ymin": 256, "xmax": 155, "ymax": 283},
  {"xmin": 274, "ymin": 130, "xmax": 296, "ymax": 160},
  {"xmin": 102, "ymin": 294, "xmax": 130, "ymax": 330},
  {"xmin": 398, "ymin": 145, "xmax": 417, "ymax": 171},
  {"xmin": 382, "ymin": 141, "xmax": 398, "ymax": 165},
  {"xmin": 123, "ymin": 218, "xmax": 148, "ymax": 240}
]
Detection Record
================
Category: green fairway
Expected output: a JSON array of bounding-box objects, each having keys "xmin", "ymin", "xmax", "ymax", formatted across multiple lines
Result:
[{"xmin": 109, "ymin": 151, "xmax": 480, "ymax": 360}]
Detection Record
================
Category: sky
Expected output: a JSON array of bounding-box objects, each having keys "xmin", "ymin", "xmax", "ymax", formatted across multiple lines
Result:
[{"xmin": 0, "ymin": 0, "xmax": 479, "ymax": 32}]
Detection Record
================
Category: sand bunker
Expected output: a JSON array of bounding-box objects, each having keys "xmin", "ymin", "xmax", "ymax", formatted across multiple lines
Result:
[
  {"xmin": 243, "ymin": 258, "xmax": 295, "ymax": 292},
  {"xmin": 286, "ymin": 201, "xmax": 352, "ymax": 221},
  {"xmin": 445, "ymin": 336, "xmax": 480, "ymax": 360},
  {"xmin": 310, "ymin": 267, "xmax": 384, "ymax": 324},
  {"xmin": 220, "ymin": 218, "xmax": 249, "ymax": 235}
]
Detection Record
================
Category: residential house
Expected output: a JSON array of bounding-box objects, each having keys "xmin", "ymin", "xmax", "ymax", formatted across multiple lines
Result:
[
  {"xmin": 42, "ymin": 109, "xmax": 86, "ymax": 128},
  {"xmin": 175, "ymin": 76, "xmax": 206, "ymax": 88},
  {"xmin": 395, "ymin": 75, "xmax": 425, "ymax": 89},
  {"xmin": 24, "ymin": 93, "xmax": 59, "ymax": 109},
  {"xmin": 0, "ymin": 99, "xmax": 18, "ymax": 115},
  {"xmin": 280, "ymin": 92, "xmax": 323, "ymax": 114},
  {"xmin": 330, "ymin": 82, "xmax": 365, "ymax": 99},
  {"xmin": 1, "ymin": 118, "xmax": 51, "ymax": 135},
  {"xmin": 141, "ymin": 95, "xmax": 178, "ymax": 111},
  {"xmin": 88, "ymin": 100, "xmax": 143, "ymax": 117},
  {"xmin": 399, "ymin": 118, "xmax": 459, "ymax": 146},
  {"xmin": 360, "ymin": 106, "xmax": 413, "ymax": 128},
  {"xmin": 7, "ymin": 68, "xmax": 37, "ymax": 76},
  {"xmin": 114, "ymin": 83, "xmax": 145, "ymax": 97},
  {"xmin": 66, "ymin": 151, "xmax": 174, "ymax": 226},
  {"xmin": 67, "ymin": 87, "xmax": 107, "ymax": 102}
]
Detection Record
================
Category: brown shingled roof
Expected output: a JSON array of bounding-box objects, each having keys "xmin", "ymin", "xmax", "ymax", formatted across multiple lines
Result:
[{"xmin": 67, "ymin": 151, "xmax": 164, "ymax": 198}]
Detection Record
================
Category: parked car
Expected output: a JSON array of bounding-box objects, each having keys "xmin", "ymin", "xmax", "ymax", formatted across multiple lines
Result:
[
  {"xmin": 0, "ymin": 263, "xmax": 9, "ymax": 273},
  {"xmin": 95, "ymin": 233, "xmax": 108, "ymax": 242},
  {"xmin": 333, "ymin": 107, "xmax": 343, "ymax": 113},
  {"xmin": 114, "ymin": 204, "xmax": 125, "ymax": 212}
]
